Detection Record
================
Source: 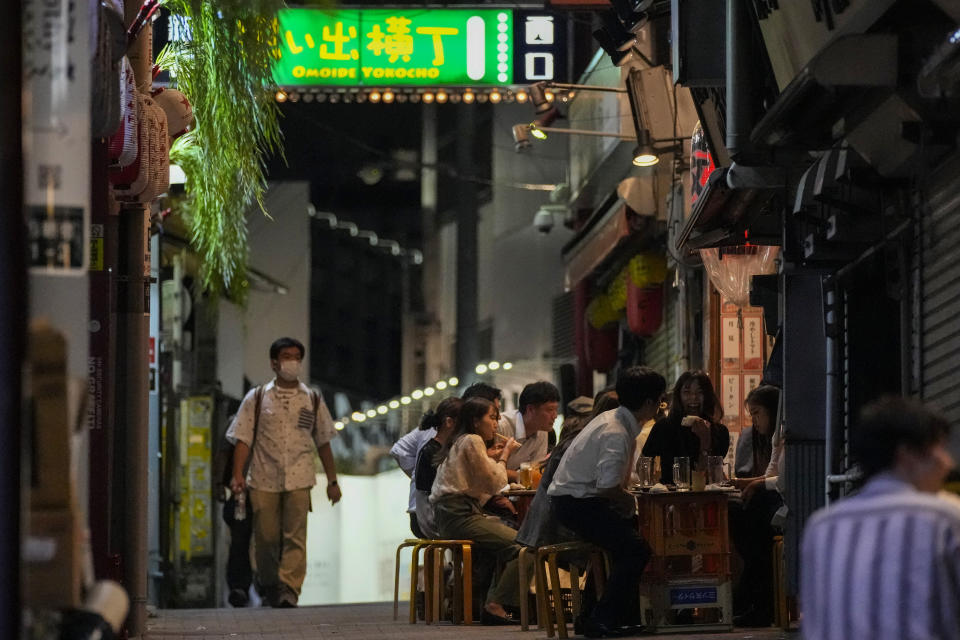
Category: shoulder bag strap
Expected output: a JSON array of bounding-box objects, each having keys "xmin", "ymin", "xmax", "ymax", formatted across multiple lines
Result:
[{"xmin": 244, "ymin": 385, "xmax": 264, "ymax": 475}]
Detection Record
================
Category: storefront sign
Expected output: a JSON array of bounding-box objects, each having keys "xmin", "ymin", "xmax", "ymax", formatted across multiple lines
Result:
[
  {"xmin": 24, "ymin": 0, "xmax": 90, "ymax": 274},
  {"xmin": 513, "ymin": 11, "xmax": 567, "ymax": 84},
  {"xmin": 274, "ymin": 8, "xmax": 514, "ymax": 86}
]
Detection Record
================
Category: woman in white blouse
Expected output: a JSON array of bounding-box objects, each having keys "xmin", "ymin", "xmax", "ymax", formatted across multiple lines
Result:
[{"xmin": 431, "ymin": 397, "xmax": 527, "ymax": 624}]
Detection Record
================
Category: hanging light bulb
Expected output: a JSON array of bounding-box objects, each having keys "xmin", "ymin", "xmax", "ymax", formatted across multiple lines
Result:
[
  {"xmin": 369, "ymin": 90, "xmax": 381, "ymax": 103},
  {"xmin": 436, "ymin": 90, "xmax": 448, "ymax": 103},
  {"xmin": 632, "ymin": 128, "xmax": 659, "ymax": 167},
  {"xmin": 382, "ymin": 90, "xmax": 394, "ymax": 103}
]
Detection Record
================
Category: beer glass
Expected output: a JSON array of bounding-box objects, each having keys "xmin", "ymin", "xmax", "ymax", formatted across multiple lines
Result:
[
  {"xmin": 672, "ymin": 456, "xmax": 691, "ymax": 490},
  {"xmin": 636, "ymin": 456, "xmax": 654, "ymax": 487},
  {"xmin": 707, "ymin": 456, "xmax": 726, "ymax": 485}
]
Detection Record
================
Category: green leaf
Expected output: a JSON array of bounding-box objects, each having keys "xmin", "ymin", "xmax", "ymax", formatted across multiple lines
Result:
[{"xmin": 158, "ymin": 0, "xmax": 285, "ymax": 303}]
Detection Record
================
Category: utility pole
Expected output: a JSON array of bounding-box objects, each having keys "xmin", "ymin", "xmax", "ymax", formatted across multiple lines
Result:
[
  {"xmin": 455, "ymin": 104, "xmax": 479, "ymax": 385},
  {"xmin": 119, "ymin": 1, "xmax": 153, "ymax": 633}
]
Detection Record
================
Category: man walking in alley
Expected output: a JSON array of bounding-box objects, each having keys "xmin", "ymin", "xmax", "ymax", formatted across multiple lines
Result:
[
  {"xmin": 498, "ymin": 381, "xmax": 560, "ymax": 482},
  {"xmin": 548, "ymin": 366, "xmax": 666, "ymax": 638},
  {"xmin": 227, "ymin": 337, "xmax": 341, "ymax": 608},
  {"xmin": 801, "ymin": 397, "xmax": 959, "ymax": 640}
]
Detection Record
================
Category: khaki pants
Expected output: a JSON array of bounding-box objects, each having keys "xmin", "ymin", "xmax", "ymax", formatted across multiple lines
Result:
[
  {"xmin": 434, "ymin": 496, "xmax": 532, "ymax": 608},
  {"xmin": 249, "ymin": 488, "xmax": 311, "ymax": 597}
]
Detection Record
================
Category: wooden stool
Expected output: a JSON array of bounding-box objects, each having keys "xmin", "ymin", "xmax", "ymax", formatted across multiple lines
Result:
[
  {"xmin": 392, "ymin": 538, "xmax": 473, "ymax": 625},
  {"xmin": 535, "ymin": 542, "xmax": 608, "ymax": 639},
  {"xmin": 772, "ymin": 535, "xmax": 788, "ymax": 629},
  {"xmin": 393, "ymin": 538, "xmax": 427, "ymax": 622},
  {"xmin": 423, "ymin": 540, "xmax": 473, "ymax": 625}
]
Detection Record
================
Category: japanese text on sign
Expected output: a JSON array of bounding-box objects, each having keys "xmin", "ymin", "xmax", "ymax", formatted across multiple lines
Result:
[{"xmin": 274, "ymin": 9, "xmax": 513, "ymax": 86}]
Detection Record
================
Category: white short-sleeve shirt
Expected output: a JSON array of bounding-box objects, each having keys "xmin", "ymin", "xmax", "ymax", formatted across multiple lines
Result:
[
  {"xmin": 548, "ymin": 407, "xmax": 640, "ymax": 498},
  {"xmin": 226, "ymin": 379, "xmax": 337, "ymax": 492}
]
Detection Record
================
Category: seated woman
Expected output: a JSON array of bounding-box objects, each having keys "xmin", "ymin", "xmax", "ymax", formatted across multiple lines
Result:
[
  {"xmin": 730, "ymin": 384, "xmax": 783, "ymax": 627},
  {"xmin": 642, "ymin": 370, "xmax": 730, "ymax": 484},
  {"xmin": 413, "ymin": 397, "xmax": 463, "ymax": 539},
  {"xmin": 430, "ymin": 397, "xmax": 529, "ymax": 624}
]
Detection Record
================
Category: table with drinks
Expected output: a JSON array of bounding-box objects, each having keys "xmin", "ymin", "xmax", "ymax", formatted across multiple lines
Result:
[{"xmin": 630, "ymin": 454, "xmax": 735, "ymax": 632}]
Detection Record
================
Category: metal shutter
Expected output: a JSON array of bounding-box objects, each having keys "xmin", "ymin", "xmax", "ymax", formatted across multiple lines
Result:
[
  {"xmin": 642, "ymin": 282, "xmax": 680, "ymax": 382},
  {"xmin": 918, "ymin": 154, "xmax": 960, "ymax": 446},
  {"xmin": 551, "ymin": 291, "xmax": 575, "ymax": 361}
]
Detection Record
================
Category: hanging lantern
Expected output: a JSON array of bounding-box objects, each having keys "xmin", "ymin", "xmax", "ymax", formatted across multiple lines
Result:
[
  {"xmin": 151, "ymin": 87, "xmax": 194, "ymax": 140},
  {"xmin": 699, "ymin": 245, "xmax": 779, "ymax": 308},
  {"xmin": 606, "ymin": 269, "xmax": 628, "ymax": 312},
  {"xmin": 586, "ymin": 294, "xmax": 620, "ymax": 329},
  {"xmin": 584, "ymin": 319, "xmax": 618, "ymax": 372},
  {"xmin": 690, "ymin": 121, "xmax": 716, "ymax": 207},
  {"xmin": 627, "ymin": 282, "xmax": 664, "ymax": 336},
  {"xmin": 628, "ymin": 253, "xmax": 668, "ymax": 288}
]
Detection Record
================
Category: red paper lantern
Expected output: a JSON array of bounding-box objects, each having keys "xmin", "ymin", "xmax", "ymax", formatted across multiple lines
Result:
[
  {"xmin": 626, "ymin": 283, "xmax": 663, "ymax": 336},
  {"xmin": 584, "ymin": 319, "xmax": 618, "ymax": 372}
]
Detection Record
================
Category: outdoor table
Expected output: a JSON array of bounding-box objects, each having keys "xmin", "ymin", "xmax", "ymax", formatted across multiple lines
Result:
[
  {"xmin": 630, "ymin": 487, "xmax": 736, "ymax": 633},
  {"xmin": 502, "ymin": 488, "xmax": 537, "ymax": 523}
]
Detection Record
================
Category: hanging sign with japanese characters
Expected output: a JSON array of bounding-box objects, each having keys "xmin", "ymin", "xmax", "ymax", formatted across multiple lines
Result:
[{"xmin": 274, "ymin": 8, "xmax": 514, "ymax": 86}]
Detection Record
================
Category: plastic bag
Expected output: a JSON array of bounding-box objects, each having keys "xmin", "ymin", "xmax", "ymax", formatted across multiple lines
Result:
[{"xmin": 699, "ymin": 245, "xmax": 779, "ymax": 308}]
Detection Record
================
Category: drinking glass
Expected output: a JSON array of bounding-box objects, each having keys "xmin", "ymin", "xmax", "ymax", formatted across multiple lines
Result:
[
  {"xmin": 672, "ymin": 456, "xmax": 691, "ymax": 490},
  {"xmin": 707, "ymin": 456, "xmax": 725, "ymax": 485},
  {"xmin": 518, "ymin": 462, "xmax": 532, "ymax": 489},
  {"xmin": 636, "ymin": 456, "xmax": 654, "ymax": 487}
]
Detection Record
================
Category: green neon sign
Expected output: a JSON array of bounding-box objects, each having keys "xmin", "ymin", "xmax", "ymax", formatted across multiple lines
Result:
[{"xmin": 273, "ymin": 8, "xmax": 514, "ymax": 87}]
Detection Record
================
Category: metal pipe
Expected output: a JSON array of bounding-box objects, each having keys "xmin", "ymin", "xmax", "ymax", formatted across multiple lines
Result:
[
  {"xmin": 530, "ymin": 125, "xmax": 690, "ymax": 144},
  {"xmin": 0, "ymin": 1, "xmax": 23, "ymax": 633},
  {"xmin": 118, "ymin": 208, "xmax": 150, "ymax": 635},
  {"xmin": 824, "ymin": 282, "xmax": 838, "ymax": 507},
  {"xmin": 725, "ymin": 0, "xmax": 750, "ymax": 158},
  {"xmin": 122, "ymin": 0, "xmax": 153, "ymax": 631},
  {"xmin": 544, "ymin": 82, "xmax": 627, "ymax": 94}
]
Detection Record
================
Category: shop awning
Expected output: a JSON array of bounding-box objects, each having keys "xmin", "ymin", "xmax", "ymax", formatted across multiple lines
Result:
[
  {"xmin": 675, "ymin": 162, "xmax": 784, "ymax": 251},
  {"xmin": 562, "ymin": 200, "xmax": 633, "ymax": 289},
  {"xmin": 563, "ymin": 198, "xmax": 663, "ymax": 289}
]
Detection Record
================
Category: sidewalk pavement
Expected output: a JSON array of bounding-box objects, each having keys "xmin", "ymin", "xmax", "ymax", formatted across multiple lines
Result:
[{"xmin": 143, "ymin": 601, "xmax": 798, "ymax": 640}]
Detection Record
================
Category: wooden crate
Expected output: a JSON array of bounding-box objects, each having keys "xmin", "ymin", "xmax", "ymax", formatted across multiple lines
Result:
[
  {"xmin": 639, "ymin": 577, "xmax": 733, "ymax": 632},
  {"xmin": 636, "ymin": 491, "xmax": 732, "ymax": 582}
]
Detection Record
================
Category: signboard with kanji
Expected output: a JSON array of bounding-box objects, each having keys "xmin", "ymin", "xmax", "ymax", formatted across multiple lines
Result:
[{"xmin": 274, "ymin": 8, "xmax": 514, "ymax": 86}]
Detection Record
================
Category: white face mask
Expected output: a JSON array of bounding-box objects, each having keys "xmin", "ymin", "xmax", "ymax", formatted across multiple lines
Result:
[{"xmin": 278, "ymin": 359, "xmax": 301, "ymax": 382}]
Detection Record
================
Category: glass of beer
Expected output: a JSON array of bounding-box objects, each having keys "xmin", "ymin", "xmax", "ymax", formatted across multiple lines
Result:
[{"xmin": 518, "ymin": 462, "xmax": 533, "ymax": 488}]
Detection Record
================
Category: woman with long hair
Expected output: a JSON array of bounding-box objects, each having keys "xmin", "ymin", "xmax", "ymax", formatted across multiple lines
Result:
[
  {"xmin": 728, "ymin": 384, "xmax": 782, "ymax": 627},
  {"xmin": 734, "ymin": 385, "xmax": 779, "ymax": 480},
  {"xmin": 412, "ymin": 396, "xmax": 463, "ymax": 539},
  {"xmin": 430, "ymin": 397, "xmax": 528, "ymax": 624},
  {"xmin": 642, "ymin": 370, "xmax": 730, "ymax": 484}
]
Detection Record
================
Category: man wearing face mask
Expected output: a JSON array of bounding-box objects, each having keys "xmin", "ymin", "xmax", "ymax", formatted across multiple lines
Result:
[{"xmin": 226, "ymin": 337, "xmax": 341, "ymax": 608}]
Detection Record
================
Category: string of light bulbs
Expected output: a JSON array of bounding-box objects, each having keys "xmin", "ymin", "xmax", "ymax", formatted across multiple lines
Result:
[{"xmin": 332, "ymin": 360, "xmax": 513, "ymax": 430}]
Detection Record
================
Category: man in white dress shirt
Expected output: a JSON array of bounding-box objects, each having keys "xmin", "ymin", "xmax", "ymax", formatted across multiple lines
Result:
[
  {"xmin": 498, "ymin": 381, "xmax": 559, "ymax": 481},
  {"xmin": 549, "ymin": 366, "xmax": 666, "ymax": 637}
]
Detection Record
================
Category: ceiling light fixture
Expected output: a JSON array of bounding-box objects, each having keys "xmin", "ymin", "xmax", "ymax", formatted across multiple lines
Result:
[{"xmin": 382, "ymin": 90, "xmax": 395, "ymax": 103}]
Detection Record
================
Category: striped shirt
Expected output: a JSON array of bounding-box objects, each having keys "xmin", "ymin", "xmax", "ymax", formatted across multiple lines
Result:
[{"xmin": 801, "ymin": 473, "xmax": 960, "ymax": 640}]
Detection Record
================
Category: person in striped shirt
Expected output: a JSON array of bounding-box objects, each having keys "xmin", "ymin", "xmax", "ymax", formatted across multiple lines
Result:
[{"xmin": 800, "ymin": 396, "xmax": 959, "ymax": 640}]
